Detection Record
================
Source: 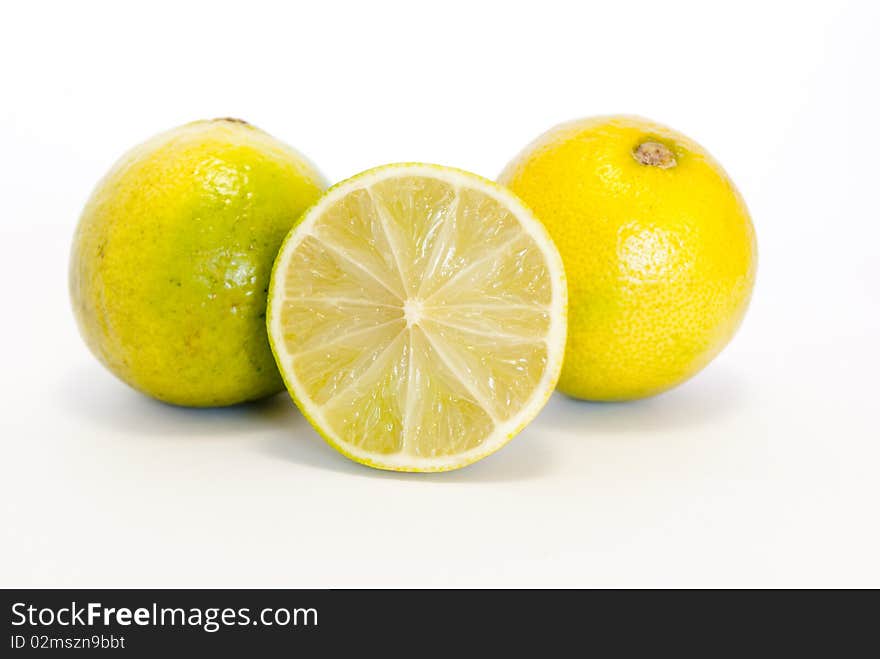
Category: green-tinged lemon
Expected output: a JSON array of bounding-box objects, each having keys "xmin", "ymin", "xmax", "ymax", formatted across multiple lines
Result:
[{"xmin": 70, "ymin": 118, "xmax": 326, "ymax": 406}]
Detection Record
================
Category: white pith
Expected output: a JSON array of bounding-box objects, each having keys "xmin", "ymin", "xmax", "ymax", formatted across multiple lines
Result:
[{"xmin": 268, "ymin": 164, "xmax": 567, "ymax": 471}]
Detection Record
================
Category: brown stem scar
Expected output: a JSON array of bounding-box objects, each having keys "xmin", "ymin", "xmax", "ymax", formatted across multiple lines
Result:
[
  {"xmin": 214, "ymin": 117, "xmax": 250, "ymax": 125},
  {"xmin": 633, "ymin": 141, "xmax": 677, "ymax": 169}
]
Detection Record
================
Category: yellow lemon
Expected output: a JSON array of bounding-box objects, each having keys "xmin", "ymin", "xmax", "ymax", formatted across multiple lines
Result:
[
  {"xmin": 500, "ymin": 116, "xmax": 757, "ymax": 401},
  {"xmin": 70, "ymin": 119, "xmax": 326, "ymax": 407}
]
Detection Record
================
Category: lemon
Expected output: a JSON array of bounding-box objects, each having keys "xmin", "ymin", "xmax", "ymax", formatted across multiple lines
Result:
[
  {"xmin": 70, "ymin": 118, "xmax": 326, "ymax": 407},
  {"xmin": 500, "ymin": 116, "xmax": 757, "ymax": 401},
  {"xmin": 267, "ymin": 164, "xmax": 567, "ymax": 471}
]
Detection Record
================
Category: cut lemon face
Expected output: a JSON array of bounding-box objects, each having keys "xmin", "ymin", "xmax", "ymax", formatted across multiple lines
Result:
[{"xmin": 267, "ymin": 164, "xmax": 566, "ymax": 472}]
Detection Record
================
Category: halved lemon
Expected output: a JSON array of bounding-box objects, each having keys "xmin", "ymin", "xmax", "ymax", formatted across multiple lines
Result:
[{"xmin": 267, "ymin": 164, "xmax": 566, "ymax": 472}]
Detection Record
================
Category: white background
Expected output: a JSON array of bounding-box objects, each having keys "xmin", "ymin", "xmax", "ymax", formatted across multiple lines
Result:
[{"xmin": 1, "ymin": 0, "xmax": 878, "ymax": 587}]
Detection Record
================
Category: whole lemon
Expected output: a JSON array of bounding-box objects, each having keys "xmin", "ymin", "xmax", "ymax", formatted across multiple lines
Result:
[
  {"xmin": 70, "ymin": 119, "xmax": 326, "ymax": 407},
  {"xmin": 500, "ymin": 116, "xmax": 756, "ymax": 401}
]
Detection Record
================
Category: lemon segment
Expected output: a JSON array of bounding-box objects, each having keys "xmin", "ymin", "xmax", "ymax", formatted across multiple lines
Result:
[{"xmin": 267, "ymin": 164, "xmax": 566, "ymax": 472}]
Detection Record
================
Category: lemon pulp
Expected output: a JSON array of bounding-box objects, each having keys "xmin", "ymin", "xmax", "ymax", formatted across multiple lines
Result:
[{"xmin": 267, "ymin": 164, "xmax": 566, "ymax": 471}]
